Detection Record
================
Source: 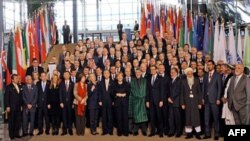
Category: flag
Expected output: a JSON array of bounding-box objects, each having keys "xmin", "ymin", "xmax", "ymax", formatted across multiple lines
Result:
[
  {"xmin": 214, "ymin": 23, "xmax": 227, "ymax": 63},
  {"xmin": 208, "ymin": 18, "xmax": 214, "ymax": 57},
  {"xmin": 160, "ymin": 4, "xmax": 166, "ymax": 37},
  {"xmin": 187, "ymin": 11, "xmax": 193, "ymax": 46},
  {"xmin": 192, "ymin": 15, "xmax": 198, "ymax": 48},
  {"xmin": 140, "ymin": 3, "xmax": 146, "ymax": 38},
  {"xmin": 154, "ymin": 3, "xmax": 160, "ymax": 33},
  {"xmin": 40, "ymin": 10, "xmax": 47, "ymax": 63},
  {"xmin": 203, "ymin": 18, "xmax": 209, "ymax": 55},
  {"xmin": 14, "ymin": 26, "xmax": 26, "ymax": 82},
  {"xmin": 197, "ymin": 16, "xmax": 204, "ymax": 51},
  {"xmin": 44, "ymin": 7, "xmax": 50, "ymax": 54},
  {"xmin": 227, "ymin": 24, "xmax": 237, "ymax": 64},
  {"xmin": 146, "ymin": 3, "xmax": 152, "ymax": 30},
  {"xmin": 22, "ymin": 27, "xmax": 29, "ymax": 68},
  {"xmin": 237, "ymin": 29, "xmax": 243, "ymax": 64},
  {"xmin": 243, "ymin": 28, "xmax": 250, "ymax": 69},
  {"xmin": 213, "ymin": 21, "xmax": 220, "ymax": 62}
]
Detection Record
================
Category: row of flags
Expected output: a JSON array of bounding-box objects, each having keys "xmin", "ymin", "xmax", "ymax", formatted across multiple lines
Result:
[
  {"xmin": 139, "ymin": 1, "xmax": 250, "ymax": 69},
  {"xmin": 1, "ymin": 4, "xmax": 56, "ymax": 84}
]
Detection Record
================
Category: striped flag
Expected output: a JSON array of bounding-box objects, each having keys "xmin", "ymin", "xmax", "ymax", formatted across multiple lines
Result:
[
  {"xmin": 140, "ymin": 3, "xmax": 146, "ymax": 38},
  {"xmin": 243, "ymin": 28, "xmax": 250, "ymax": 69}
]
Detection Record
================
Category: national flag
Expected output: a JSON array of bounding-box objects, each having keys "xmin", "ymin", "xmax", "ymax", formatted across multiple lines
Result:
[
  {"xmin": 160, "ymin": 5, "xmax": 166, "ymax": 37},
  {"xmin": 22, "ymin": 27, "xmax": 29, "ymax": 68},
  {"xmin": 14, "ymin": 26, "xmax": 26, "ymax": 82},
  {"xmin": 237, "ymin": 29, "xmax": 243, "ymax": 64},
  {"xmin": 214, "ymin": 23, "xmax": 227, "ymax": 63},
  {"xmin": 203, "ymin": 18, "xmax": 209, "ymax": 55},
  {"xmin": 140, "ymin": 3, "xmax": 146, "ymax": 38},
  {"xmin": 213, "ymin": 21, "xmax": 220, "ymax": 62},
  {"xmin": 208, "ymin": 18, "xmax": 214, "ymax": 57},
  {"xmin": 243, "ymin": 28, "xmax": 250, "ymax": 69},
  {"xmin": 197, "ymin": 16, "xmax": 204, "ymax": 51},
  {"xmin": 227, "ymin": 24, "xmax": 237, "ymax": 64},
  {"xmin": 154, "ymin": 3, "xmax": 160, "ymax": 33},
  {"xmin": 40, "ymin": 10, "xmax": 47, "ymax": 63}
]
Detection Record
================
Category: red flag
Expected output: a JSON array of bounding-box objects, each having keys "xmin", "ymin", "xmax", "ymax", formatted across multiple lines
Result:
[
  {"xmin": 14, "ymin": 26, "xmax": 26, "ymax": 82},
  {"xmin": 160, "ymin": 5, "xmax": 166, "ymax": 36},
  {"xmin": 40, "ymin": 10, "xmax": 46, "ymax": 63},
  {"xmin": 33, "ymin": 15, "xmax": 40, "ymax": 63},
  {"xmin": 140, "ymin": 3, "xmax": 146, "ymax": 38},
  {"xmin": 1, "ymin": 51, "xmax": 11, "ymax": 84}
]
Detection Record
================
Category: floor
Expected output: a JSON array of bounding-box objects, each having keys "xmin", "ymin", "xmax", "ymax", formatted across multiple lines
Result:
[{"xmin": 1, "ymin": 124, "xmax": 223, "ymax": 141}]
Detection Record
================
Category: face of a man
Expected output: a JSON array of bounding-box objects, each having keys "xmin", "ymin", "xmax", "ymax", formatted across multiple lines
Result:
[
  {"xmin": 235, "ymin": 64, "xmax": 244, "ymax": 76},
  {"xmin": 150, "ymin": 67, "xmax": 157, "ymax": 75},
  {"xmin": 186, "ymin": 71, "xmax": 193, "ymax": 78},
  {"xmin": 40, "ymin": 73, "xmax": 47, "ymax": 81},
  {"xmin": 103, "ymin": 71, "xmax": 110, "ymax": 79},
  {"xmin": 170, "ymin": 69, "xmax": 177, "ymax": 79},
  {"xmin": 26, "ymin": 76, "xmax": 33, "ymax": 84},
  {"xmin": 158, "ymin": 65, "xmax": 165, "ymax": 74},
  {"xmin": 12, "ymin": 76, "xmax": 19, "ymax": 84},
  {"xmin": 207, "ymin": 62, "xmax": 214, "ymax": 72},
  {"xmin": 135, "ymin": 70, "xmax": 142, "ymax": 78}
]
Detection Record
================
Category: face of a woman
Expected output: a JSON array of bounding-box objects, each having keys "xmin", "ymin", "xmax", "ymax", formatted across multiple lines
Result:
[
  {"xmin": 53, "ymin": 76, "xmax": 58, "ymax": 83},
  {"xmin": 81, "ymin": 76, "xmax": 86, "ymax": 83},
  {"xmin": 117, "ymin": 74, "xmax": 123, "ymax": 82}
]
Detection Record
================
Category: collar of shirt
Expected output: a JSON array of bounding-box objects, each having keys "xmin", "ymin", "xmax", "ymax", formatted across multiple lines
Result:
[{"xmin": 236, "ymin": 73, "xmax": 243, "ymax": 80}]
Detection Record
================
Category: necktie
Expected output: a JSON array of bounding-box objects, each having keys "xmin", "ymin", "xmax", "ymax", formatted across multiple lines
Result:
[
  {"xmin": 209, "ymin": 72, "xmax": 212, "ymax": 82},
  {"xmin": 105, "ymin": 80, "xmax": 108, "ymax": 91},
  {"xmin": 42, "ymin": 82, "xmax": 45, "ymax": 92},
  {"xmin": 34, "ymin": 67, "xmax": 37, "ymax": 72},
  {"xmin": 66, "ymin": 81, "xmax": 69, "ymax": 92},
  {"xmin": 151, "ymin": 76, "xmax": 155, "ymax": 85}
]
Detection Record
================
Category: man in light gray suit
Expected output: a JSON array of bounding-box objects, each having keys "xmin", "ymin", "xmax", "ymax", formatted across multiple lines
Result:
[
  {"xmin": 228, "ymin": 64, "xmax": 250, "ymax": 125},
  {"xmin": 22, "ymin": 75, "xmax": 38, "ymax": 136},
  {"xmin": 202, "ymin": 60, "xmax": 222, "ymax": 140}
]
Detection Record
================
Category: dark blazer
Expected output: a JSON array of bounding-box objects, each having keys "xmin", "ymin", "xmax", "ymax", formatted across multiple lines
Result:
[
  {"xmin": 22, "ymin": 84, "xmax": 38, "ymax": 110},
  {"xmin": 98, "ymin": 56, "xmax": 110, "ymax": 70},
  {"xmin": 169, "ymin": 77, "xmax": 182, "ymax": 107},
  {"xmin": 26, "ymin": 66, "xmax": 44, "ymax": 76},
  {"xmin": 59, "ymin": 80, "xmax": 74, "ymax": 106},
  {"xmin": 202, "ymin": 71, "xmax": 222, "ymax": 104},
  {"xmin": 98, "ymin": 79, "xmax": 115, "ymax": 107},
  {"xmin": 62, "ymin": 25, "xmax": 70, "ymax": 35},
  {"xmin": 36, "ymin": 81, "xmax": 51, "ymax": 108},
  {"xmin": 78, "ymin": 59, "xmax": 87, "ymax": 70},
  {"xmin": 4, "ymin": 83, "xmax": 23, "ymax": 111},
  {"xmin": 147, "ymin": 75, "xmax": 164, "ymax": 105},
  {"xmin": 87, "ymin": 82, "xmax": 100, "ymax": 109},
  {"xmin": 159, "ymin": 74, "xmax": 170, "ymax": 104}
]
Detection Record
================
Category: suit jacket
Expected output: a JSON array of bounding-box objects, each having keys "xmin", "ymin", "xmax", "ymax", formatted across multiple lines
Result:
[
  {"xmin": 22, "ymin": 84, "xmax": 38, "ymax": 110},
  {"xmin": 26, "ymin": 66, "xmax": 44, "ymax": 76},
  {"xmin": 98, "ymin": 56, "xmax": 110, "ymax": 70},
  {"xmin": 169, "ymin": 77, "xmax": 182, "ymax": 107},
  {"xmin": 87, "ymin": 82, "xmax": 100, "ymax": 109},
  {"xmin": 98, "ymin": 79, "xmax": 115, "ymax": 107},
  {"xmin": 202, "ymin": 71, "xmax": 222, "ymax": 104},
  {"xmin": 146, "ymin": 75, "xmax": 164, "ymax": 105},
  {"xmin": 159, "ymin": 74, "xmax": 170, "ymax": 104},
  {"xmin": 4, "ymin": 83, "xmax": 23, "ymax": 111},
  {"xmin": 78, "ymin": 59, "xmax": 88, "ymax": 69},
  {"xmin": 59, "ymin": 80, "xmax": 74, "ymax": 106},
  {"xmin": 228, "ymin": 75, "xmax": 250, "ymax": 111},
  {"xmin": 36, "ymin": 81, "xmax": 51, "ymax": 108},
  {"xmin": 62, "ymin": 25, "xmax": 70, "ymax": 35}
]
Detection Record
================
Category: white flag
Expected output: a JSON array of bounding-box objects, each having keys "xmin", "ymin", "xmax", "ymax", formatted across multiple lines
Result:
[
  {"xmin": 218, "ymin": 23, "xmax": 227, "ymax": 63},
  {"xmin": 237, "ymin": 29, "xmax": 243, "ymax": 64},
  {"xmin": 228, "ymin": 25, "xmax": 237, "ymax": 64},
  {"xmin": 213, "ymin": 21, "xmax": 220, "ymax": 63}
]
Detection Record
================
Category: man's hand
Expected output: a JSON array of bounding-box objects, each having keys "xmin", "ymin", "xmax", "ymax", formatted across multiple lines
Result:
[
  {"xmin": 159, "ymin": 101, "xmax": 163, "ymax": 108},
  {"xmin": 47, "ymin": 104, "xmax": 51, "ymax": 109},
  {"xmin": 198, "ymin": 104, "xmax": 202, "ymax": 109},
  {"xmin": 221, "ymin": 97, "xmax": 228, "ymax": 104},
  {"xmin": 146, "ymin": 102, "xmax": 150, "ymax": 108},
  {"xmin": 91, "ymin": 85, "xmax": 95, "ymax": 91},
  {"xmin": 168, "ymin": 98, "xmax": 173, "ymax": 104},
  {"xmin": 181, "ymin": 105, "xmax": 185, "ymax": 109},
  {"xmin": 60, "ymin": 103, "xmax": 64, "ymax": 108},
  {"xmin": 99, "ymin": 102, "xmax": 102, "ymax": 106},
  {"xmin": 216, "ymin": 100, "xmax": 221, "ymax": 105},
  {"xmin": 27, "ymin": 104, "xmax": 32, "ymax": 109}
]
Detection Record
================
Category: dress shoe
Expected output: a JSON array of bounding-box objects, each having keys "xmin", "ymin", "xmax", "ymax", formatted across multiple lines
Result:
[
  {"xmin": 142, "ymin": 132, "xmax": 147, "ymax": 136},
  {"xmin": 124, "ymin": 133, "xmax": 129, "ymax": 136},
  {"xmin": 15, "ymin": 135, "xmax": 22, "ymax": 138},
  {"xmin": 37, "ymin": 132, "xmax": 43, "ymax": 135},
  {"xmin": 195, "ymin": 132, "xmax": 202, "ymax": 140},
  {"xmin": 185, "ymin": 133, "xmax": 193, "ymax": 139},
  {"xmin": 168, "ymin": 133, "xmax": 174, "ymax": 137},
  {"xmin": 148, "ymin": 133, "xmax": 155, "ymax": 137},
  {"xmin": 117, "ymin": 133, "xmax": 122, "ymax": 136},
  {"xmin": 109, "ymin": 132, "xmax": 113, "ymax": 135},
  {"xmin": 133, "ymin": 132, "xmax": 138, "ymax": 136},
  {"xmin": 23, "ymin": 133, "xmax": 28, "ymax": 137},
  {"xmin": 91, "ymin": 132, "xmax": 98, "ymax": 135},
  {"xmin": 45, "ymin": 131, "xmax": 50, "ymax": 135},
  {"xmin": 69, "ymin": 132, "xmax": 73, "ymax": 136},
  {"xmin": 175, "ymin": 134, "xmax": 181, "ymax": 138},
  {"xmin": 159, "ymin": 134, "xmax": 163, "ymax": 138},
  {"xmin": 29, "ymin": 133, "xmax": 34, "ymax": 136},
  {"xmin": 203, "ymin": 135, "xmax": 211, "ymax": 139},
  {"xmin": 61, "ymin": 132, "xmax": 67, "ymax": 136},
  {"xmin": 214, "ymin": 136, "xmax": 219, "ymax": 140}
]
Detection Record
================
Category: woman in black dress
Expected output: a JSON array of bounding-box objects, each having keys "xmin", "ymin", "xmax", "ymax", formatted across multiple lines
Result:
[
  {"xmin": 47, "ymin": 75, "xmax": 61, "ymax": 135},
  {"xmin": 113, "ymin": 72, "xmax": 130, "ymax": 136}
]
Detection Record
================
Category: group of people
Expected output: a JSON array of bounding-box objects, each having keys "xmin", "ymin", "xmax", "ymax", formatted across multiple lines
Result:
[{"xmin": 4, "ymin": 29, "xmax": 250, "ymax": 141}]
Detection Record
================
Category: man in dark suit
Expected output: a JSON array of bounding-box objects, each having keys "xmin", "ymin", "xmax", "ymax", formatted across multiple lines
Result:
[
  {"xmin": 62, "ymin": 20, "xmax": 70, "ymax": 44},
  {"xmin": 26, "ymin": 58, "xmax": 44, "ymax": 76},
  {"xmin": 228, "ymin": 64, "xmax": 250, "ymax": 125},
  {"xmin": 60, "ymin": 71, "xmax": 74, "ymax": 135},
  {"xmin": 146, "ymin": 65, "xmax": 164, "ymax": 137},
  {"xmin": 22, "ymin": 75, "xmax": 38, "ymax": 136},
  {"xmin": 117, "ymin": 20, "xmax": 123, "ymax": 41},
  {"xmin": 78, "ymin": 53, "xmax": 87, "ymax": 70},
  {"xmin": 37, "ymin": 72, "xmax": 51, "ymax": 135},
  {"xmin": 158, "ymin": 64, "xmax": 170, "ymax": 135},
  {"xmin": 134, "ymin": 20, "xmax": 139, "ymax": 31},
  {"xmin": 73, "ymin": 60, "xmax": 82, "ymax": 79},
  {"xmin": 104, "ymin": 36, "xmax": 115, "ymax": 51},
  {"xmin": 98, "ymin": 70, "xmax": 115, "ymax": 135},
  {"xmin": 168, "ymin": 67, "xmax": 182, "ymax": 138},
  {"xmin": 109, "ymin": 48, "xmax": 116, "ymax": 66},
  {"xmin": 202, "ymin": 60, "xmax": 222, "ymax": 140},
  {"xmin": 4, "ymin": 74, "xmax": 23, "ymax": 140}
]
